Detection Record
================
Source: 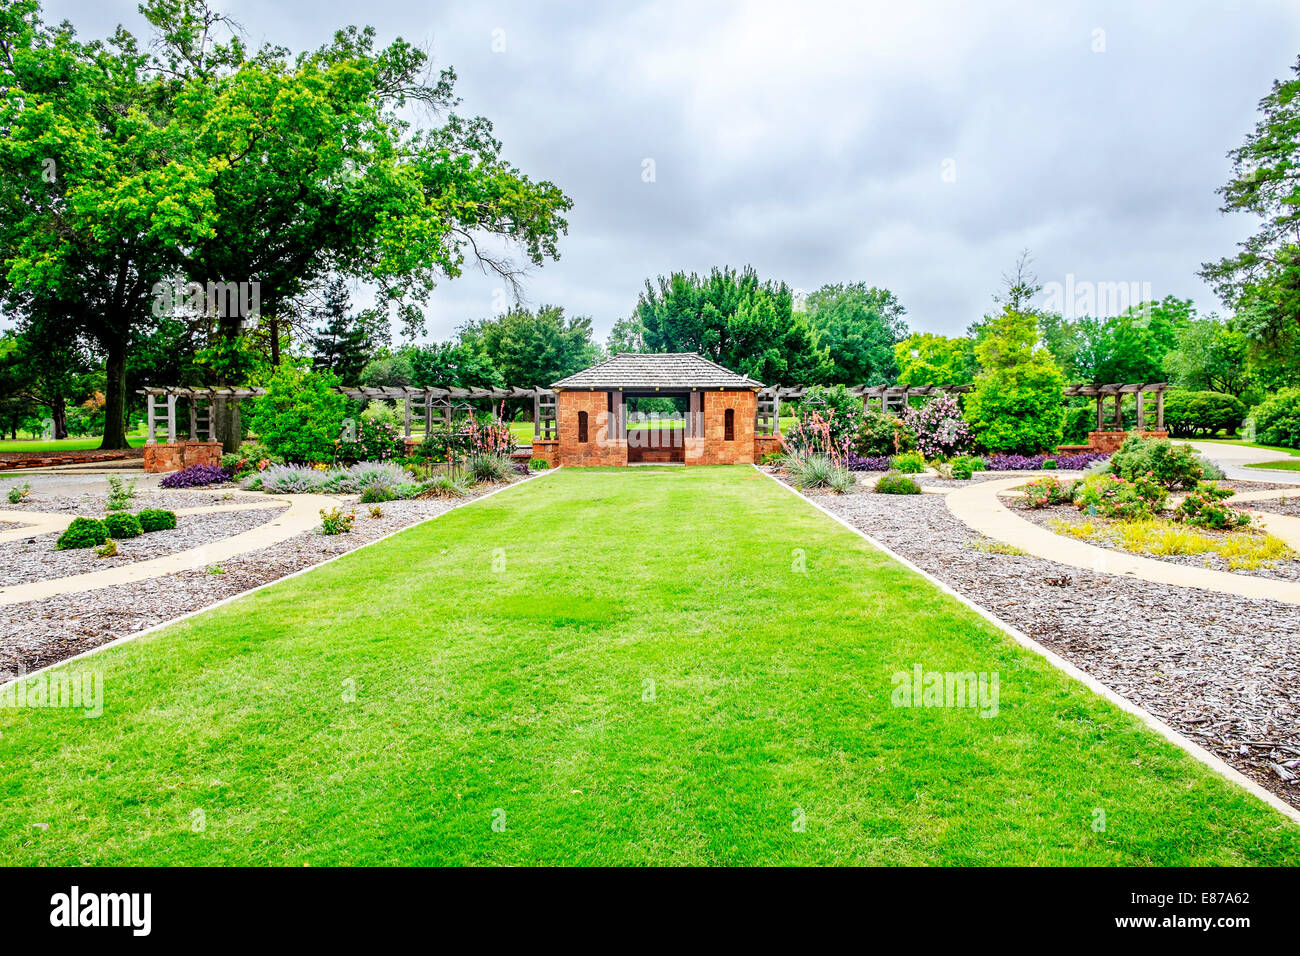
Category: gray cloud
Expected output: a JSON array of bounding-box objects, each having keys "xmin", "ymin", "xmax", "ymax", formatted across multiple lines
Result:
[{"xmin": 42, "ymin": 0, "xmax": 1300, "ymax": 341}]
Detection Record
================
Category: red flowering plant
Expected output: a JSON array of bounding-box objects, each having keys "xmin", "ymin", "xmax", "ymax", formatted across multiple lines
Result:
[
  {"xmin": 781, "ymin": 411, "xmax": 853, "ymax": 466},
  {"xmin": 1019, "ymin": 475, "xmax": 1079, "ymax": 509}
]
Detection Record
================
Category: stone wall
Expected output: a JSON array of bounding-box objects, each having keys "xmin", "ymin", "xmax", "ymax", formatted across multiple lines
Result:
[
  {"xmin": 685, "ymin": 391, "xmax": 757, "ymax": 466},
  {"xmin": 556, "ymin": 391, "xmax": 627, "ymax": 467},
  {"xmin": 530, "ymin": 438, "xmax": 560, "ymax": 467},
  {"xmin": 143, "ymin": 440, "xmax": 223, "ymax": 474},
  {"xmin": 753, "ymin": 434, "xmax": 784, "ymax": 462},
  {"xmin": 1084, "ymin": 430, "xmax": 1169, "ymax": 454}
]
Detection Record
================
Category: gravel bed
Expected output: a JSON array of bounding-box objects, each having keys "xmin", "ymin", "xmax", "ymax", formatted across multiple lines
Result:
[
  {"xmin": 1012, "ymin": 502, "xmax": 1300, "ymax": 583},
  {"xmin": 3, "ymin": 487, "xmax": 239, "ymax": 516},
  {"xmin": 0, "ymin": 478, "xmax": 530, "ymax": 681},
  {"xmin": 1246, "ymin": 496, "xmax": 1300, "ymax": 518},
  {"xmin": 0, "ymin": 503, "xmax": 289, "ymax": 587},
  {"xmin": 810, "ymin": 484, "xmax": 1300, "ymax": 810}
]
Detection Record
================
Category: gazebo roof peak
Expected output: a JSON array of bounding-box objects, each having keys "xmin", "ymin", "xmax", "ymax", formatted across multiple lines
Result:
[{"xmin": 552, "ymin": 352, "xmax": 760, "ymax": 390}]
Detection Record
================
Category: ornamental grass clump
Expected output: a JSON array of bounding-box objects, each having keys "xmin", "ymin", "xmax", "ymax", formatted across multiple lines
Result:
[
  {"xmin": 784, "ymin": 453, "xmax": 854, "ymax": 492},
  {"xmin": 466, "ymin": 451, "xmax": 513, "ymax": 483}
]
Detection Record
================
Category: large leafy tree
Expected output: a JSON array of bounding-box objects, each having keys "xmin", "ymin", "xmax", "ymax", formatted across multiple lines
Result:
[
  {"xmin": 632, "ymin": 266, "xmax": 831, "ymax": 385},
  {"xmin": 0, "ymin": 0, "xmax": 572, "ymax": 448},
  {"xmin": 460, "ymin": 305, "xmax": 600, "ymax": 388},
  {"xmin": 804, "ymin": 282, "xmax": 908, "ymax": 385},
  {"xmin": 0, "ymin": 326, "xmax": 94, "ymax": 438},
  {"xmin": 1201, "ymin": 55, "xmax": 1300, "ymax": 334},
  {"xmin": 408, "ymin": 340, "xmax": 502, "ymax": 390},
  {"xmin": 965, "ymin": 308, "xmax": 1066, "ymax": 454},
  {"xmin": 893, "ymin": 332, "xmax": 977, "ymax": 386},
  {"xmin": 1163, "ymin": 315, "xmax": 1255, "ymax": 398}
]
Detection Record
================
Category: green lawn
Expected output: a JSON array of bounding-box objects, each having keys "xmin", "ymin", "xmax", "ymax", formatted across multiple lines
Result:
[
  {"xmin": 0, "ymin": 434, "xmax": 147, "ymax": 453},
  {"xmin": 1, "ymin": 467, "xmax": 1295, "ymax": 865},
  {"xmin": 1246, "ymin": 458, "xmax": 1300, "ymax": 472}
]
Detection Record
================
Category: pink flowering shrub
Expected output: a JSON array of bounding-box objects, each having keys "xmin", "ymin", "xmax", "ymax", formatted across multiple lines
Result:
[{"xmin": 903, "ymin": 394, "xmax": 971, "ymax": 460}]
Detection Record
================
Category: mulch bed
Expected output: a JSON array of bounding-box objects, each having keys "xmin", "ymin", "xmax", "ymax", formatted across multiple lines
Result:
[{"xmin": 805, "ymin": 481, "xmax": 1300, "ymax": 810}]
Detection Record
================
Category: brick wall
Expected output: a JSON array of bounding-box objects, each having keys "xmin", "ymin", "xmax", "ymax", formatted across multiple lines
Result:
[
  {"xmin": 753, "ymin": 434, "xmax": 783, "ymax": 462},
  {"xmin": 143, "ymin": 440, "xmax": 223, "ymax": 474},
  {"xmin": 556, "ymin": 391, "xmax": 627, "ymax": 466},
  {"xmin": 686, "ymin": 391, "xmax": 757, "ymax": 466},
  {"xmin": 1085, "ymin": 430, "xmax": 1169, "ymax": 454},
  {"xmin": 530, "ymin": 438, "xmax": 559, "ymax": 467}
]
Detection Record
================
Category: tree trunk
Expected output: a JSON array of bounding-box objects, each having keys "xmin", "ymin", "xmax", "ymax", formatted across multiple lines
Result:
[
  {"xmin": 51, "ymin": 398, "xmax": 68, "ymax": 440},
  {"xmin": 99, "ymin": 335, "xmax": 131, "ymax": 450}
]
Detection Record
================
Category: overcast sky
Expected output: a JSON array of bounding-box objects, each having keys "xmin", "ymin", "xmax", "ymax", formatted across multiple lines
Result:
[{"xmin": 41, "ymin": 0, "xmax": 1300, "ymax": 343}]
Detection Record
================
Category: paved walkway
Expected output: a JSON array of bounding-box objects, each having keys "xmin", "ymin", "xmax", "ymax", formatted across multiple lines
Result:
[
  {"xmin": 942, "ymin": 477, "xmax": 1300, "ymax": 604},
  {"xmin": 0, "ymin": 494, "xmax": 338, "ymax": 606},
  {"xmin": 1182, "ymin": 440, "xmax": 1300, "ymax": 484}
]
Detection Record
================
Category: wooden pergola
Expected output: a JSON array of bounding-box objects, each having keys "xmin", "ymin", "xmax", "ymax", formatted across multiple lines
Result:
[
  {"xmin": 1062, "ymin": 382, "xmax": 1168, "ymax": 432},
  {"xmin": 753, "ymin": 384, "xmax": 974, "ymax": 436},
  {"xmin": 136, "ymin": 385, "xmax": 558, "ymax": 445}
]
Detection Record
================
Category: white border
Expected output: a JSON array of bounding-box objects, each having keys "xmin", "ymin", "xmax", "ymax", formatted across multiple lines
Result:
[
  {"xmin": 0, "ymin": 467, "xmax": 562, "ymax": 692},
  {"xmin": 758, "ymin": 465, "xmax": 1300, "ymax": 826}
]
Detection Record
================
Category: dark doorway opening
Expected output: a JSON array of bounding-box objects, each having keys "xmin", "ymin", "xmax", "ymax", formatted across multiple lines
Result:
[{"xmin": 625, "ymin": 393, "xmax": 687, "ymax": 463}]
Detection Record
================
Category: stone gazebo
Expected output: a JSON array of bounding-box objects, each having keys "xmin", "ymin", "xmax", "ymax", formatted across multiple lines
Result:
[{"xmin": 540, "ymin": 353, "xmax": 765, "ymax": 467}]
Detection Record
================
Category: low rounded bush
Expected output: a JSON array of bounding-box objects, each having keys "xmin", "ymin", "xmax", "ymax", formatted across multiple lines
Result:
[
  {"xmin": 359, "ymin": 483, "xmax": 396, "ymax": 503},
  {"xmin": 1041, "ymin": 458, "xmax": 1057, "ymax": 470},
  {"xmin": 1109, "ymin": 436, "xmax": 1202, "ymax": 489},
  {"xmin": 854, "ymin": 410, "xmax": 908, "ymax": 456},
  {"xmin": 467, "ymin": 452, "xmax": 513, "ymax": 483},
  {"xmin": 1174, "ymin": 482, "xmax": 1250, "ymax": 530},
  {"xmin": 1020, "ymin": 476, "xmax": 1078, "ymax": 508},
  {"xmin": 1163, "ymin": 390, "xmax": 1247, "ymax": 438},
  {"xmin": 874, "ymin": 472, "xmax": 922, "ymax": 495},
  {"xmin": 56, "ymin": 517, "xmax": 109, "ymax": 550},
  {"xmin": 1074, "ymin": 472, "xmax": 1167, "ymax": 520},
  {"xmin": 891, "ymin": 450, "xmax": 926, "ymax": 474},
  {"xmin": 950, "ymin": 458, "xmax": 975, "ymax": 481},
  {"xmin": 160, "ymin": 464, "xmax": 230, "ymax": 489},
  {"xmin": 137, "ymin": 508, "xmax": 177, "ymax": 532},
  {"xmin": 103, "ymin": 512, "xmax": 143, "ymax": 539},
  {"xmin": 1252, "ymin": 387, "xmax": 1300, "ymax": 449},
  {"xmin": 529, "ymin": 459, "xmax": 550, "ymax": 470}
]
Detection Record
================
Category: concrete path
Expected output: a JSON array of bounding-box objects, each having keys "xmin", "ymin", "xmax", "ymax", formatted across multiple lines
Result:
[
  {"xmin": 1183, "ymin": 440, "xmax": 1300, "ymax": 484},
  {"xmin": 0, "ymin": 493, "xmax": 287, "ymax": 545},
  {"xmin": 0, "ymin": 494, "xmax": 338, "ymax": 606},
  {"xmin": 944, "ymin": 477, "xmax": 1300, "ymax": 605}
]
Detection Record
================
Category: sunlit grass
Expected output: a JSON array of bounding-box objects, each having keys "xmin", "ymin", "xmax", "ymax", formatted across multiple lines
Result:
[{"xmin": 1050, "ymin": 516, "xmax": 1294, "ymax": 570}]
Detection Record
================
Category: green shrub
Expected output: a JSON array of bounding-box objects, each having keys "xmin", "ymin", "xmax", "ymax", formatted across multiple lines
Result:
[
  {"xmin": 890, "ymin": 450, "xmax": 926, "ymax": 474},
  {"xmin": 854, "ymin": 410, "xmax": 908, "ymax": 456},
  {"xmin": 56, "ymin": 517, "xmax": 109, "ymax": 550},
  {"xmin": 103, "ymin": 512, "xmax": 143, "ymax": 539},
  {"xmin": 1163, "ymin": 390, "xmax": 1247, "ymax": 438},
  {"xmin": 953, "ymin": 454, "xmax": 985, "ymax": 472},
  {"xmin": 950, "ymin": 459, "xmax": 974, "ymax": 481},
  {"xmin": 94, "ymin": 538, "xmax": 118, "ymax": 558},
  {"xmin": 1041, "ymin": 458, "xmax": 1057, "ymax": 470},
  {"xmin": 1174, "ymin": 482, "xmax": 1250, "ymax": 530},
  {"xmin": 319, "ymin": 507, "xmax": 355, "ymax": 535},
  {"xmin": 1020, "ymin": 476, "xmax": 1078, "ymax": 508},
  {"xmin": 105, "ymin": 474, "xmax": 137, "ymax": 511},
  {"xmin": 1074, "ymin": 473, "xmax": 1167, "ymax": 520},
  {"xmin": 874, "ymin": 472, "xmax": 922, "ymax": 495},
  {"xmin": 6, "ymin": 481, "xmax": 30, "ymax": 504},
  {"xmin": 137, "ymin": 509, "xmax": 177, "ymax": 532},
  {"xmin": 529, "ymin": 459, "xmax": 550, "ymax": 470},
  {"xmin": 1109, "ymin": 436, "xmax": 1202, "ymax": 489},
  {"xmin": 359, "ymin": 483, "xmax": 396, "ymax": 503},
  {"xmin": 246, "ymin": 364, "xmax": 348, "ymax": 464},
  {"xmin": 419, "ymin": 473, "xmax": 473, "ymax": 498},
  {"xmin": 1252, "ymin": 387, "xmax": 1300, "ymax": 449}
]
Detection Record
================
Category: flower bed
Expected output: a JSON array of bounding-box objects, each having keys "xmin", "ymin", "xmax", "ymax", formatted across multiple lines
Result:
[{"xmin": 982, "ymin": 452, "xmax": 1109, "ymax": 471}]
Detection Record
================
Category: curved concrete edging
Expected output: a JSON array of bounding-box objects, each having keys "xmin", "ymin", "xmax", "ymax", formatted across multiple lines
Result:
[
  {"xmin": 0, "ymin": 469, "xmax": 560, "ymax": 691},
  {"xmin": 757, "ymin": 465, "xmax": 1300, "ymax": 826},
  {"xmin": 950, "ymin": 477, "xmax": 1300, "ymax": 605},
  {"xmin": 0, "ymin": 494, "xmax": 335, "ymax": 606}
]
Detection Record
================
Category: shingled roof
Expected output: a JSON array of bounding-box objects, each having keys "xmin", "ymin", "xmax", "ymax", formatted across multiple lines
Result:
[{"xmin": 552, "ymin": 353, "xmax": 761, "ymax": 390}]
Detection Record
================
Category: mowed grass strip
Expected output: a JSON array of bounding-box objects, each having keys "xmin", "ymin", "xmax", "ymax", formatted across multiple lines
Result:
[{"xmin": 0, "ymin": 467, "xmax": 1296, "ymax": 865}]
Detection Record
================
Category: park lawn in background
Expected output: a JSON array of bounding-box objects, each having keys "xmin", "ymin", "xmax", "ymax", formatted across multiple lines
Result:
[
  {"xmin": 1246, "ymin": 458, "xmax": 1300, "ymax": 471},
  {"xmin": 0, "ymin": 434, "xmax": 146, "ymax": 453},
  {"xmin": 0, "ymin": 467, "xmax": 1296, "ymax": 865}
]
